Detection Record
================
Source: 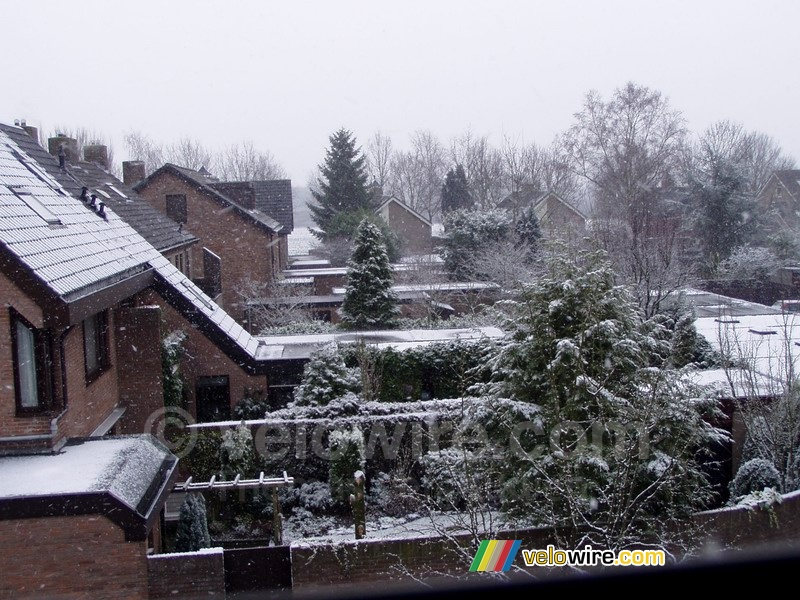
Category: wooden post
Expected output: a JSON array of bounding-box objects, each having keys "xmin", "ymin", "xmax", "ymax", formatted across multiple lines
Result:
[
  {"xmin": 272, "ymin": 488, "xmax": 283, "ymax": 546},
  {"xmin": 350, "ymin": 470, "xmax": 366, "ymax": 540}
]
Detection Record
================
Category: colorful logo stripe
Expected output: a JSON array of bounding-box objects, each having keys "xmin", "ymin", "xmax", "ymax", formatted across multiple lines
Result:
[{"xmin": 469, "ymin": 540, "xmax": 521, "ymax": 572}]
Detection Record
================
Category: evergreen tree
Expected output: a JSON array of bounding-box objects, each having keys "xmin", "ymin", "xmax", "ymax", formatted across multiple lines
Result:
[
  {"xmin": 441, "ymin": 164, "xmax": 472, "ymax": 214},
  {"xmin": 690, "ymin": 161, "xmax": 754, "ymax": 276},
  {"xmin": 310, "ymin": 129, "xmax": 374, "ymax": 240},
  {"xmin": 174, "ymin": 493, "xmax": 211, "ymax": 552},
  {"xmin": 293, "ymin": 344, "xmax": 361, "ymax": 406},
  {"xmin": 475, "ymin": 250, "xmax": 725, "ymax": 551},
  {"xmin": 514, "ymin": 205, "xmax": 542, "ymax": 252},
  {"xmin": 328, "ymin": 426, "xmax": 366, "ymax": 505},
  {"xmin": 341, "ymin": 219, "xmax": 399, "ymax": 329}
]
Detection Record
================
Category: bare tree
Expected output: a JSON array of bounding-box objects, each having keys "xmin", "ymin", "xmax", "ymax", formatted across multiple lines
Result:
[
  {"xmin": 450, "ymin": 131, "xmax": 505, "ymax": 209},
  {"xmin": 236, "ymin": 277, "xmax": 317, "ymax": 333},
  {"xmin": 51, "ymin": 125, "xmax": 118, "ymax": 176},
  {"xmin": 124, "ymin": 130, "xmax": 165, "ymax": 174},
  {"xmin": 563, "ymin": 82, "xmax": 690, "ymax": 316},
  {"xmin": 164, "ymin": 137, "xmax": 216, "ymax": 172},
  {"xmin": 366, "ymin": 131, "xmax": 394, "ymax": 189},
  {"xmin": 686, "ymin": 120, "xmax": 796, "ymax": 194},
  {"xmin": 216, "ymin": 140, "xmax": 286, "ymax": 181},
  {"xmin": 389, "ymin": 130, "xmax": 448, "ymax": 221},
  {"xmin": 500, "ymin": 135, "xmax": 583, "ymax": 204}
]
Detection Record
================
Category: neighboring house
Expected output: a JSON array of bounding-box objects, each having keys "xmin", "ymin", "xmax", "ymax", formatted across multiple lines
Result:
[
  {"xmin": 498, "ymin": 187, "xmax": 587, "ymax": 236},
  {"xmin": 756, "ymin": 169, "xmax": 800, "ymax": 235},
  {"xmin": 375, "ymin": 195, "xmax": 433, "ymax": 256},
  {"xmin": 2, "ymin": 129, "xmax": 199, "ymax": 276},
  {"xmin": 133, "ymin": 164, "xmax": 293, "ymax": 323}
]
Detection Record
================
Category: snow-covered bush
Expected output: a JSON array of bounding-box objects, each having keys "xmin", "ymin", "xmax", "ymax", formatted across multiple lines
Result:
[
  {"xmin": 476, "ymin": 249, "xmax": 725, "ymax": 551},
  {"xmin": 328, "ymin": 426, "xmax": 366, "ymax": 505},
  {"xmin": 219, "ymin": 421, "xmax": 257, "ymax": 479},
  {"xmin": 717, "ymin": 245, "xmax": 781, "ymax": 281},
  {"xmin": 729, "ymin": 458, "xmax": 782, "ymax": 500},
  {"xmin": 441, "ymin": 208, "xmax": 512, "ymax": 281},
  {"xmin": 233, "ymin": 388, "xmax": 269, "ymax": 420},
  {"xmin": 174, "ymin": 492, "xmax": 211, "ymax": 552},
  {"xmin": 293, "ymin": 344, "xmax": 361, "ymax": 407}
]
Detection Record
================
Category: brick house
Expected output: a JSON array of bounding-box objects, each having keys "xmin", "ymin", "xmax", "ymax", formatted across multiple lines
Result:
[
  {"xmin": 0, "ymin": 126, "xmax": 180, "ymax": 598},
  {"xmin": 133, "ymin": 164, "xmax": 293, "ymax": 324},
  {"xmin": 375, "ymin": 195, "xmax": 433, "ymax": 256},
  {"xmin": 498, "ymin": 187, "xmax": 587, "ymax": 237},
  {"xmin": 755, "ymin": 169, "xmax": 800, "ymax": 236},
  {"xmin": 41, "ymin": 133, "xmax": 198, "ymax": 275}
]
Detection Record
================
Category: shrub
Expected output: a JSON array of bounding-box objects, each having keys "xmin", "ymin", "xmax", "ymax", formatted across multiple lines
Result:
[{"xmin": 729, "ymin": 458, "xmax": 782, "ymax": 500}]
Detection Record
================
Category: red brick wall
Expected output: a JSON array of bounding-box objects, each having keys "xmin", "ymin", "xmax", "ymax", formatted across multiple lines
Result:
[
  {"xmin": 115, "ymin": 306, "xmax": 165, "ymax": 434},
  {"xmin": 137, "ymin": 172, "xmax": 277, "ymax": 320},
  {"xmin": 379, "ymin": 201, "xmax": 432, "ymax": 256},
  {"xmin": 0, "ymin": 271, "xmax": 121, "ymax": 446},
  {"xmin": 136, "ymin": 289, "xmax": 268, "ymax": 420},
  {"xmin": 147, "ymin": 548, "xmax": 225, "ymax": 599},
  {"xmin": 0, "ymin": 515, "xmax": 148, "ymax": 599},
  {"xmin": 59, "ymin": 312, "xmax": 120, "ymax": 439},
  {"xmin": 0, "ymin": 272, "xmax": 52, "ymax": 439}
]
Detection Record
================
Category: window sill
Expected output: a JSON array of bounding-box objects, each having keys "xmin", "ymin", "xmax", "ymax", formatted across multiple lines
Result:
[{"xmin": 85, "ymin": 363, "xmax": 112, "ymax": 386}]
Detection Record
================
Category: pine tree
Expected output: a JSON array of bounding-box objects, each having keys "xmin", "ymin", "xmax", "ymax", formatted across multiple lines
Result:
[
  {"xmin": 340, "ymin": 219, "xmax": 399, "ymax": 329},
  {"xmin": 293, "ymin": 344, "xmax": 361, "ymax": 406},
  {"xmin": 174, "ymin": 493, "xmax": 211, "ymax": 552},
  {"xmin": 441, "ymin": 164, "xmax": 472, "ymax": 214},
  {"xmin": 310, "ymin": 129, "xmax": 374, "ymax": 240}
]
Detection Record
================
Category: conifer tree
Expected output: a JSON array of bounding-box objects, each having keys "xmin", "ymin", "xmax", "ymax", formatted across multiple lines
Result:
[
  {"xmin": 174, "ymin": 493, "xmax": 211, "ymax": 552},
  {"xmin": 310, "ymin": 129, "xmax": 374, "ymax": 240},
  {"xmin": 341, "ymin": 219, "xmax": 399, "ymax": 329},
  {"xmin": 441, "ymin": 164, "xmax": 472, "ymax": 214},
  {"xmin": 293, "ymin": 344, "xmax": 361, "ymax": 406}
]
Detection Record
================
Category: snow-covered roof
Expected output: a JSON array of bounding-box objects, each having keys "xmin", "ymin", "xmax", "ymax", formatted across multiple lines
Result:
[
  {"xmin": 677, "ymin": 288, "xmax": 780, "ymax": 318},
  {"xmin": 0, "ymin": 129, "xmax": 161, "ymax": 301},
  {"xmin": 0, "ymin": 435, "xmax": 178, "ymax": 539},
  {"xmin": 253, "ymin": 326, "xmax": 503, "ymax": 359},
  {"xmin": 683, "ymin": 368, "xmax": 780, "ymax": 399},
  {"xmin": 695, "ymin": 312, "xmax": 800, "ymax": 378},
  {"xmin": 331, "ymin": 282, "xmax": 499, "ymax": 295}
]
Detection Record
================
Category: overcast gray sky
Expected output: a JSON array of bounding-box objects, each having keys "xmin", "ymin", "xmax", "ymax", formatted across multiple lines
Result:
[{"xmin": 4, "ymin": 0, "xmax": 799, "ymax": 184}]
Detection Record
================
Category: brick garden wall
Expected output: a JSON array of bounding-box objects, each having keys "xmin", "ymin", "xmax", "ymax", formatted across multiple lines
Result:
[{"xmin": 147, "ymin": 548, "xmax": 225, "ymax": 599}]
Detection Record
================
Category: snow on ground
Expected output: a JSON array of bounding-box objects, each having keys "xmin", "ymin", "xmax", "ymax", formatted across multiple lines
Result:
[
  {"xmin": 288, "ymin": 226, "xmax": 320, "ymax": 256},
  {"xmin": 289, "ymin": 511, "xmax": 509, "ymax": 546}
]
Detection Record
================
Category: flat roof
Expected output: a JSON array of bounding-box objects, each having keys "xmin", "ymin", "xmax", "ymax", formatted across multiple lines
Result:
[{"xmin": 253, "ymin": 326, "xmax": 503, "ymax": 360}]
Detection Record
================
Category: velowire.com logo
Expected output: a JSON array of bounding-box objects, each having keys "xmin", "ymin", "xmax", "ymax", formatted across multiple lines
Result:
[{"xmin": 469, "ymin": 540, "xmax": 522, "ymax": 572}]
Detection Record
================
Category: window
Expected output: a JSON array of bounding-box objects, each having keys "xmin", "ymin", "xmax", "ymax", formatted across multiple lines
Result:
[
  {"xmin": 166, "ymin": 194, "xmax": 187, "ymax": 223},
  {"xmin": 83, "ymin": 311, "xmax": 110, "ymax": 381},
  {"xmin": 173, "ymin": 252, "xmax": 185, "ymax": 274},
  {"xmin": 10, "ymin": 310, "xmax": 53, "ymax": 413}
]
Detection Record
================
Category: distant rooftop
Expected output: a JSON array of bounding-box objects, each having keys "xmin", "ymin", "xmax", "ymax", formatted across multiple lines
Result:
[{"xmin": 253, "ymin": 326, "xmax": 503, "ymax": 360}]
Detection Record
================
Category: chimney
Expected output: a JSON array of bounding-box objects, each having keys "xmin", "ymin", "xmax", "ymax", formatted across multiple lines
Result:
[
  {"xmin": 122, "ymin": 161, "xmax": 146, "ymax": 186},
  {"xmin": 47, "ymin": 135, "xmax": 78, "ymax": 165},
  {"xmin": 83, "ymin": 144, "xmax": 109, "ymax": 169}
]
